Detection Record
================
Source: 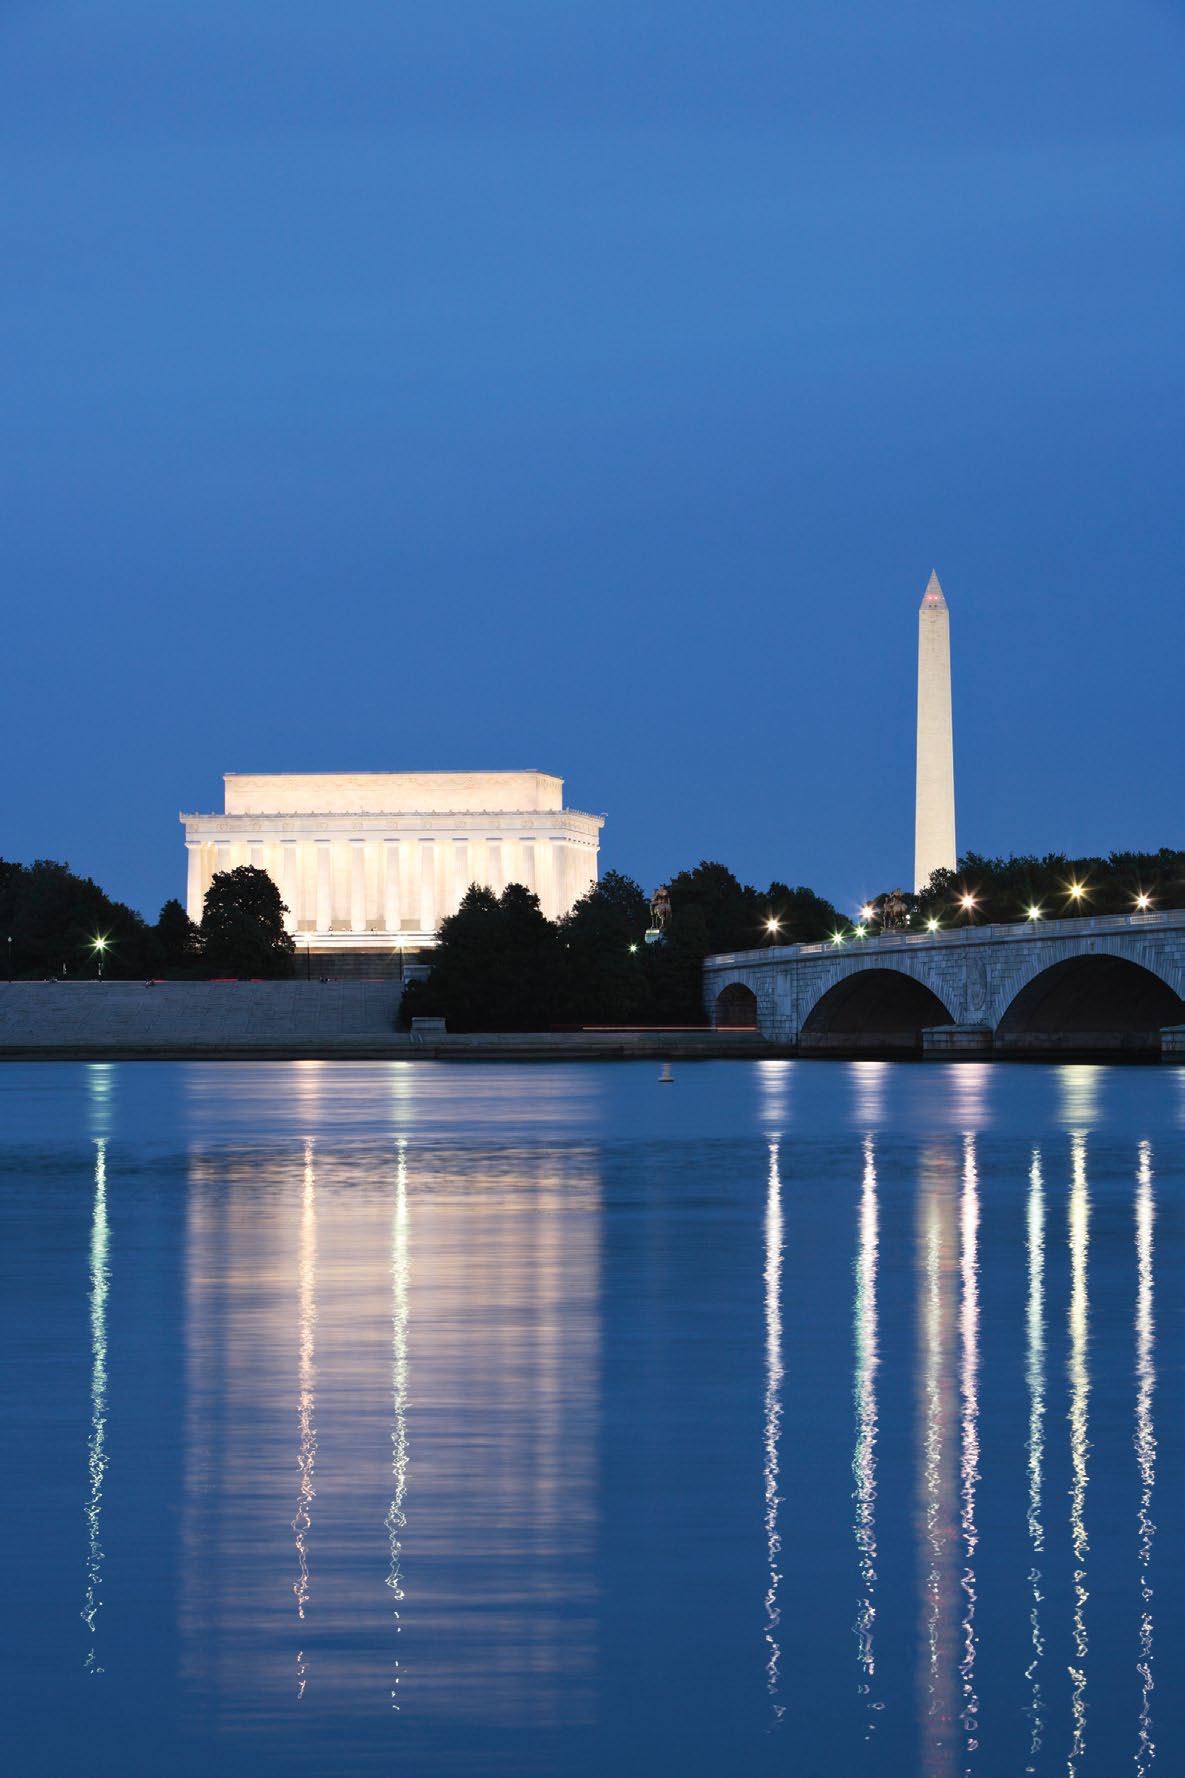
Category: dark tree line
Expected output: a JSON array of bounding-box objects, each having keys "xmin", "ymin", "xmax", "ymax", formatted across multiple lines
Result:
[
  {"xmin": 400, "ymin": 863, "xmax": 843, "ymax": 1031},
  {"xmin": 1, "ymin": 859, "xmax": 294, "ymax": 979},
  {"xmin": 863, "ymin": 849, "xmax": 1185, "ymax": 933}
]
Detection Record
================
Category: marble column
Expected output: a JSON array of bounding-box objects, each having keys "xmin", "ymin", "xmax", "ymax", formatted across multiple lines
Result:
[
  {"xmin": 552, "ymin": 843, "xmax": 570, "ymax": 918},
  {"xmin": 502, "ymin": 839, "xmax": 520, "ymax": 892},
  {"xmin": 350, "ymin": 840, "xmax": 367, "ymax": 933},
  {"xmin": 186, "ymin": 844, "xmax": 203, "ymax": 924},
  {"xmin": 535, "ymin": 838, "xmax": 554, "ymax": 919},
  {"xmin": 520, "ymin": 840, "xmax": 537, "ymax": 895},
  {"xmin": 399, "ymin": 840, "xmax": 417, "ymax": 932},
  {"xmin": 216, "ymin": 841, "xmax": 233, "ymax": 878},
  {"xmin": 419, "ymin": 842, "xmax": 436, "ymax": 932},
  {"xmin": 282, "ymin": 843, "xmax": 300, "ymax": 932},
  {"xmin": 250, "ymin": 842, "xmax": 265, "ymax": 872},
  {"xmin": 486, "ymin": 839, "xmax": 504, "ymax": 895},
  {"xmin": 450, "ymin": 840, "xmax": 469, "ymax": 916},
  {"xmin": 383, "ymin": 841, "xmax": 401, "ymax": 934},
  {"xmin": 315, "ymin": 842, "xmax": 332, "ymax": 934}
]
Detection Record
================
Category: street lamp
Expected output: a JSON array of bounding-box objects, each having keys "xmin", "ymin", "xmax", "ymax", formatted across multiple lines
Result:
[
  {"xmin": 926, "ymin": 917, "xmax": 940, "ymax": 933},
  {"xmin": 92, "ymin": 935, "xmax": 109, "ymax": 980},
  {"xmin": 1026, "ymin": 905, "xmax": 1043, "ymax": 923},
  {"xmin": 1134, "ymin": 892, "xmax": 1151, "ymax": 912},
  {"xmin": 765, "ymin": 917, "xmax": 781, "ymax": 945}
]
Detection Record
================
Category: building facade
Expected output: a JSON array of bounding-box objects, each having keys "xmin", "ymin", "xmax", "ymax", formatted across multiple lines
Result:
[{"xmin": 181, "ymin": 771, "xmax": 603, "ymax": 954}]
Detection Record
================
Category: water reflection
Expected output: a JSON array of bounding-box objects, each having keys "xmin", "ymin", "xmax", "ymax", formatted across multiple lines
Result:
[
  {"xmin": 293, "ymin": 1141, "xmax": 318, "ymax": 1697},
  {"xmin": 918, "ymin": 1147, "xmax": 959, "ymax": 1778},
  {"xmin": 1024, "ymin": 1149, "xmax": 1046, "ymax": 1773},
  {"xmin": 1067, "ymin": 1133, "xmax": 1091, "ymax": 1775},
  {"xmin": 82, "ymin": 1137, "xmax": 109, "ymax": 1674},
  {"xmin": 386, "ymin": 1140, "xmax": 410, "ymax": 1709},
  {"xmin": 763, "ymin": 1138, "xmax": 785, "ymax": 1721},
  {"xmin": 958, "ymin": 1137, "xmax": 980, "ymax": 1763},
  {"xmin": 180, "ymin": 1122, "xmax": 601, "ymax": 1726},
  {"xmin": 852, "ymin": 1136, "xmax": 879, "ymax": 1733},
  {"xmin": 1060, "ymin": 1065, "xmax": 1103, "ymax": 1131},
  {"xmin": 1134, "ymin": 1140, "xmax": 1156, "ymax": 1777},
  {"xmin": 757, "ymin": 1059, "xmax": 793, "ymax": 1135},
  {"xmin": 850, "ymin": 1062, "xmax": 889, "ymax": 1129}
]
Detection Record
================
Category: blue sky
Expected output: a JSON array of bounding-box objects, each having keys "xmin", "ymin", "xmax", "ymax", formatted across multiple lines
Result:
[{"xmin": 2, "ymin": 1, "xmax": 1182, "ymax": 919}]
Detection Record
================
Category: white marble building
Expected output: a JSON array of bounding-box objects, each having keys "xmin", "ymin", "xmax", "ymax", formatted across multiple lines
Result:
[{"xmin": 181, "ymin": 771, "xmax": 603, "ymax": 953}]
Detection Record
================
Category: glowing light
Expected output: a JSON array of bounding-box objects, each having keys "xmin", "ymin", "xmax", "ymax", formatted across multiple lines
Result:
[
  {"xmin": 831, "ymin": 931, "xmax": 846, "ymax": 946},
  {"xmin": 859, "ymin": 904, "xmax": 876, "ymax": 922},
  {"xmin": 1068, "ymin": 881, "xmax": 1086, "ymax": 901},
  {"xmin": 628, "ymin": 944, "xmax": 638, "ymax": 954},
  {"xmin": 763, "ymin": 1140, "xmax": 785, "ymax": 1722},
  {"xmin": 960, "ymin": 894, "xmax": 976, "ymax": 912},
  {"xmin": 766, "ymin": 918, "xmax": 781, "ymax": 934},
  {"xmin": 1027, "ymin": 905, "xmax": 1043, "ymax": 922},
  {"xmin": 91, "ymin": 935, "xmax": 108, "ymax": 953},
  {"xmin": 855, "ymin": 924, "xmax": 867, "ymax": 938},
  {"xmin": 926, "ymin": 917, "xmax": 940, "ymax": 933},
  {"xmin": 1135, "ymin": 893, "xmax": 1151, "ymax": 911}
]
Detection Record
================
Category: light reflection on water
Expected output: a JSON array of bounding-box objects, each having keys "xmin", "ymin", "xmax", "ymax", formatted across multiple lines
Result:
[
  {"xmin": 1067, "ymin": 1134, "xmax": 1091, "ymax": 1776},
  {"xmin": 852, "ymin": 1135, "xmax": 880, "ymax": 1733},
  {"xmin": 293, "ymin": 1140, "xmax": 317, "ymax": 1696},
  {"xmin": 1024, "ymin": 1148, "xmax": 1046, "ymax": 1774},
  {"xmin": 918, "ymin": 1147, "xmax": 959, "ymax": 1778},
  {"xmin": 958, "ymin": 1136, "xmax": 980, "ymax": 1769},
  {"xmin": 1134, "ymin": 1140, "xmax": 1157, "ymax": 1778},
  {"xmin": 762, "ymin": 1139, "xmax": 784, "ymax": 1720},
  {"xmin": 386, "ymin": 1140, "xmax": 410, "ymax": 1710},
  {"xmin": 82, "ymin": 1137, "xmax": 109, "ymax": 1674},
  {"xmin": 0, "ymin": 1060, "xmax": 1178, "ymax": 1777}
]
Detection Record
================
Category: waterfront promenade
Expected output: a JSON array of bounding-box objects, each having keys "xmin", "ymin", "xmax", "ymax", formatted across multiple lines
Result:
[{"xmin": 0, "ymin": 981, "xmax": 766, "ymax": 1061}]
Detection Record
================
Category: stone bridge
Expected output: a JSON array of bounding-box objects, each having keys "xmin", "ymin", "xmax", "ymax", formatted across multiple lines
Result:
[{"xmin": 704, "ymin": 909, "xmax": 1185, "ymax": 1058}]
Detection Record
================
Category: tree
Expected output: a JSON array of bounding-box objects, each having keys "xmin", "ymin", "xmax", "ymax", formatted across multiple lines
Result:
[
  {"xmin": 200, "ymin": 867, "xmax": 294, "ymax": 977},
  {"xmin": 0, "ymin": 856, "xmax": 154, "ymax": 978},
  {"xmin": 557, "ymin": 870, "xmax": 652, "ymax": 1024},
  {"xmin": 400, "ymin": 882, "xmax": 562, "ymax": 1031},
  {"xmin": 156, "ymin": 898, "xmax": 202, "ymax": 969}
]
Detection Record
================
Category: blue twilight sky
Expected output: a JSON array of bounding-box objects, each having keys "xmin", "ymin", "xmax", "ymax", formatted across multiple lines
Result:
[{"xmin": 1, "ymin": 1, "xmax": 1182, "ymax": 921}]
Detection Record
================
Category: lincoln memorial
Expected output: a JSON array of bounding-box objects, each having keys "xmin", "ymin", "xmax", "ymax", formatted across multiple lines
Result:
[{"xmin": 181, "ymin": 771, "xmax": 604, "ymax": 956}]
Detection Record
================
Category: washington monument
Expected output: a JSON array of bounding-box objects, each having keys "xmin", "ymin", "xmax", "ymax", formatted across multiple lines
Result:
[{"xmin": 914, "ymin": 570, "xmax": 957, "ymax": 891}]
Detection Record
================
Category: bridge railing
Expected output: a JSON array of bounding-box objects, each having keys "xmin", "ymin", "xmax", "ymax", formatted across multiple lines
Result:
[{"xmin": 705, "ymin": 907, "xmax": 1184, "ymax": 969}]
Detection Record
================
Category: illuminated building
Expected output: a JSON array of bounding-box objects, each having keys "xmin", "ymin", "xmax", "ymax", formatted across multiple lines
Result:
[{"xmin": 181, "ymin": 770, "xmax": 603, "ymax": 956}]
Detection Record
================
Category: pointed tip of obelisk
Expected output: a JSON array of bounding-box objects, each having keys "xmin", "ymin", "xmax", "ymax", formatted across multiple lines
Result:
[{"xmin": 920, "ymin": 569, "xmax": 947, "ymax": 611}]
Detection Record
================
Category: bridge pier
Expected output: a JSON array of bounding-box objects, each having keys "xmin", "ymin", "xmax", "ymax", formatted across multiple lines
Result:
[
  {"xmin": 920, "ymin": 1024, "xmax": 993, "ymax": 1058},
  {"xmin": 1161, "ymin": 1026, "xmax": 1185, "ymax": 1060}
]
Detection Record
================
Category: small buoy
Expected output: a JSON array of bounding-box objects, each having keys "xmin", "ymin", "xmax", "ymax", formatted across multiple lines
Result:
[{"xmin": 659, "ymin": 1063, "xmax": 674, "ymax": 1084}]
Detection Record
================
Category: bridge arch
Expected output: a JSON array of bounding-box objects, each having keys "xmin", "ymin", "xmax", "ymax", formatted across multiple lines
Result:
[
  {"xmin": 800, "ymin": 965, "xmax": 956, "ymax": 1055},
  {"xmin": 714, "ymin": 981, "xmax": 759, "ymax": 1029},
  {"xmin": 996, "ymin": 952, "xmax": 1185, "ymax": 1054}
]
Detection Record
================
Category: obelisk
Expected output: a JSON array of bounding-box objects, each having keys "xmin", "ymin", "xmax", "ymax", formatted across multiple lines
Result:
[{"xmin": 914, "ymin": 570, "xmax": 956, "ymax": 891}]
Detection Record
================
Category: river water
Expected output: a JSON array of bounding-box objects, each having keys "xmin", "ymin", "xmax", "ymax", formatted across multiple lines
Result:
[{"xmin": 2, "ymin": 1060, "xmax": 1183, "ymax": 1777}]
